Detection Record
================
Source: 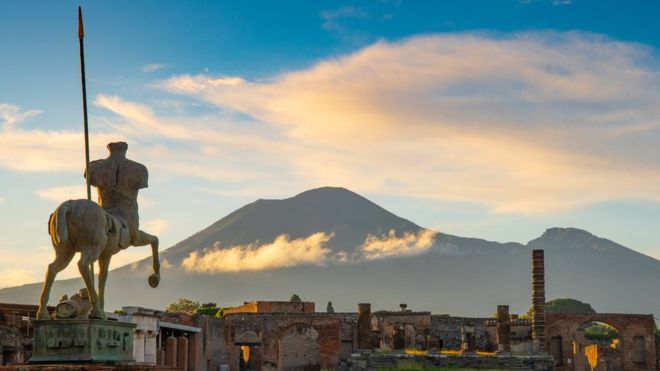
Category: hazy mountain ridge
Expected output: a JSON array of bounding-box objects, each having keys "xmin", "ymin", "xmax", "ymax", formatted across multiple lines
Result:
[{"xmin": 0, "ymin": 187, "xmax": 658, "ymax": 317}]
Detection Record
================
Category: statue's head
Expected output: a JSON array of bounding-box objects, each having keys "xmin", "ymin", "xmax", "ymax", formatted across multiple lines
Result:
[{"xmin": 107, "ymin": 141, "xmax": 128, "ymax": 157}]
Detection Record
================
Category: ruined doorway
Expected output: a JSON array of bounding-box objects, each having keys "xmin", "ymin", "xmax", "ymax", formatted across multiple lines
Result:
[
  {"xmin": 574, "ymin": 321, "xmax": 621, "ymax": 371},
  {"xmin": 392, "ymin": 324, "xmax": 405, "ymax": 351},
  {"xmin": 278, "ymin": 324, "xmax": 320, "ymax": 371},
  {"xmin": 239, "ymin": 345, "xmax": 258, "ymax": 371}
]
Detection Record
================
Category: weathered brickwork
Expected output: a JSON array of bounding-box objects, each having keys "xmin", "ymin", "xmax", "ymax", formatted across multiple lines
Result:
[
  {"xmin": 545, "ymin": 312, "xmax": 656, "ymax": 371},
  {"xmin": 224, "ymin": 312, "xmax": 345, "ymax": 370},
  {"xmin": 430, "ymin": 315, "xmax": 493, "ymax": 351},
  {"xmin": 346, "ymin": 352, "xmax": 554, "ymax": 371}
]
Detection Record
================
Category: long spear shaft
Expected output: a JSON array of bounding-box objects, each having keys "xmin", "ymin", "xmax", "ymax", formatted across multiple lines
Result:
[
  {"xmin": 78, "ymin": 6, "xmax": 91, "ymax": 201},
  {"xmin": 78, "ymin": 7, "xmax": 95, "ymax": 289}
]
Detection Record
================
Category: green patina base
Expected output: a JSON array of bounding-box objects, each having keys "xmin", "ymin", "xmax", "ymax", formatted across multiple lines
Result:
[{"xmin": 30, "ymin": 319, "xmax": 136, "ymax": 363}]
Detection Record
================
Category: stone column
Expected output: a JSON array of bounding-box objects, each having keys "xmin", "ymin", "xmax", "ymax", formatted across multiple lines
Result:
[
  {"xmin": 357, "ymin": 303, "xmax": 371, "ymax": 350},
  {"xmin": 133, "ymin": 330, "xmax": 145, "ymax": 362},
  {"xmin": 144, "ymin": 332, "xmax": 157, "ymax": 364},
  {"xmin": 496, "ymin": 305, "xmax": 511, "ymax": 354},
  {"xmin": 165, "ymin": 336, "xmax": 178, "ymax": 367},
  {"xmin": 157, "ymin": 349, "xmax": 166, "ymax": 366},
  {"xmin": 177, "ymin": 336, "xmax": 189, "ymax": 371},
  {"xmin": 188, "ymin": 333, "xmax": 199, "ymax": 371},
  {"xmin": 532, "ymin": 249, "xmax": 546, "ymax": 353}
]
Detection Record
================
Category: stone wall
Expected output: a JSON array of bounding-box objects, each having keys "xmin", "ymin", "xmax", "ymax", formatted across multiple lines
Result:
[
  {"xmin": 372, "ymin": 311, "xmax": 431, "ymax": 351},
  {"xmin": 346, "ymin": 352, "xmax": 554, "ymax": 371},
  {"xmin": 545, "ymin": 312, "xmax": 657, "ymax": 371},
  {"xmin": 0, "ymin": 325, "xmax": 24, "ymax": 365},
  {"xmin": 223, "ymin": 301, "xmax": 315, "ymax": 316},
  {"xmin": 192, "ymin": 315, "xmax": 226, "ymax": 371},
  {"xmin": 430, "ymin": 315, "xmax": 494, "ymax": 351},
  {"xmin": 484, "ymin": 318, "xmax": 533, "ymax": 353},
  {"xmin": 224, "ymin": 312, "xmax": 349, "ymax": 370}
]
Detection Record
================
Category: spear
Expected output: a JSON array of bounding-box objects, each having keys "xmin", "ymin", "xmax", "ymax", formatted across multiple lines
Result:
[
  {"xmin": 78, "ymin": 6, "xmax": 95, "ymax": 290},
  {"xmin": 78, "ymin": 6, "xmax": 91, "ymax": 201}
]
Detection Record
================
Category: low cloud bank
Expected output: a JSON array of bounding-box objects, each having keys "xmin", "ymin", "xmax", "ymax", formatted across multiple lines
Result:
[
  {"xmin": 181, "ymin": 232, "xmax": 333, "ymax": 273},
  {"xmin": 358, "ymin": 229, "xmax": 437, "ymax": 260},
  {"xmin": 181, "ymin": 229, "xmax": 440, "ymax": 273}
]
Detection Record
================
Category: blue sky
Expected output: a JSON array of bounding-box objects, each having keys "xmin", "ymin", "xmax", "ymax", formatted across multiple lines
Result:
[{"xmin": 2, "ymin": 0, "xmax": 660, "ymax": 286}]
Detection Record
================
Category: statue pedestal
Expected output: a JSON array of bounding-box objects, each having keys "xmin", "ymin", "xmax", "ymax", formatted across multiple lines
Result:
[{"xmin": 30, "ymin": 319, "xmax": 136, "ymax": 363}]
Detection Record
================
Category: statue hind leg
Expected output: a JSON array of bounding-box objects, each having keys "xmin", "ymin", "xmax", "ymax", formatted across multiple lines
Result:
[
  {"xmin": 37, "ymin": 246, "xmax": 75, "ymax": 319},
  {"xmin": 97, "ymin": 252, "xmax": 112, "ymax": 313},
  {"xmin": 77, "ymin": 249, "xmax": 105, "ymax": 319}
]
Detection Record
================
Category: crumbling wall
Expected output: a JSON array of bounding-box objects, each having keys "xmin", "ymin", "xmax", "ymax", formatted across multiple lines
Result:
[
  {"xmin": 546, "ymin": 313, "xmax": 656, "ymax": 371},
  {"xmin": 224, "ymin": 313, "xmax": 343, "ymax": 371},
  {"xmin": 484, "ymin": 318, "xmax": 533, "ymax": 353},
  {"xmin": 373, "ymin": 312, "xmax": 431, "ymax": 351},
  {"xmin": 346, "ymin": 352, "xmax": 554, "ymax": 370},
  {"xmin": 0, "ymin": 325, "xmax": 23, "ymax": 365},
  {"xmin": 430, "ymin": 315, "xmax": 494, "ymax": 351},
  {"xmin": 193, "ymin": 315, "xmax": 226, "ymax": 371}
]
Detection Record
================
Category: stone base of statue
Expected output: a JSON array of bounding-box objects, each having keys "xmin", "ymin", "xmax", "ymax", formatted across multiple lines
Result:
[{"xmin": 30, "ymin": 319, "xmax": 136, "ymax": 363}]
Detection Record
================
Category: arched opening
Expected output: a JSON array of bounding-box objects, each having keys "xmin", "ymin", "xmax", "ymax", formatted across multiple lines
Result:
[{"xmin": 574, "ymin": 321, "xmax": 621, "ymax": 371}]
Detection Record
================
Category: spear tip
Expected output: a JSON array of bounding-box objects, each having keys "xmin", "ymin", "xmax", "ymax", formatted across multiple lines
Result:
[{"xmin": 78, "ymin": 6, "xmax": 84, "ymax": 39}]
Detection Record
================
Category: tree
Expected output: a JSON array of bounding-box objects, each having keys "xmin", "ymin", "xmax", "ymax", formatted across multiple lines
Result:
[
  {"xmin": 526, "ymin": 298, "xmax": 596, "ymax": 316},
  {"xmin": 326, "ymin": 301, "xmax": 335, "ymax": 313},
  {"xmin": 290, "ymin": 294, "xmax": 302, "ymax": 303},
  {"xmin": 166, "ymin": 298, "xmax": 201, "ymax": 314}
]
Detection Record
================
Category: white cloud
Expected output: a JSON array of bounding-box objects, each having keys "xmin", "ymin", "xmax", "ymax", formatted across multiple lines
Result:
[
  {"xmin": 159, "ymin": 32, "xmax": 660, "ymax": 214},
  {"xmin": 358, "ymin": 229, "xmax": 437, "ymax": 260},
  {"xmin": 320, "ymin": 6, "xmax": 369, "ymax": 32},
  {"xmin": 142, "ymin": 63, "xmax": 167, "ymax": 73},
  {"xmin": 181, "ymin": 232, "xmax": 332, "ymax": 273},
  {"xmin": 4, "ymin": 33, "xmax": 660, "ymax": 216},
  {"xmin": 35, "ymin": 185, "xmax": 98, "ymax": 203},
  {"xmin": 141, "ymin": 218, "xmax": 169, "ymax": 235},
  {"xmin": 0, "ymin": 103, "xmax": 41, "ymax": 130}
]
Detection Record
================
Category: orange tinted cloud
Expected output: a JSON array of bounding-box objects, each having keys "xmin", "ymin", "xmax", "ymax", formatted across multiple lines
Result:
[{"xmin": 160, "ymin": 32, "xmax": 660, "ymax": 213}]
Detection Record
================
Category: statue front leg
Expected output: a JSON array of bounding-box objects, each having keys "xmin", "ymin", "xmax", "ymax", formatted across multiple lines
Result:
[{"xmin": 133, "ymin": 230, "xmax": 160, "ymax": 287}]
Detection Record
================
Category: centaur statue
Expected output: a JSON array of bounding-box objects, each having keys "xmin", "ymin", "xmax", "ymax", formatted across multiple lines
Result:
[{"xmin": 37, "ymin": 142, "xmax": 160, "ymax": 320}]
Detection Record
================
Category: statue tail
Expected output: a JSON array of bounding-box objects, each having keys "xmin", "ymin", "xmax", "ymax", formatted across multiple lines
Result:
[{"xmin": 49, "ymin": 202, "xmax": 70, "ymax": 246}]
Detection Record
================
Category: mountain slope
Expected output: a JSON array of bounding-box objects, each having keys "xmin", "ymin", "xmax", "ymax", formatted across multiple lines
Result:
[{"xmin": 0, "ymin": 188, "xmax": 658, "ymax": 318}]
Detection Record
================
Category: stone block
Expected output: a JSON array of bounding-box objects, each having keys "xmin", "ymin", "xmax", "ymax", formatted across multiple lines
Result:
[{"xmin": 30, "ymin": 319, "xmax": 136, "ymax": 363}]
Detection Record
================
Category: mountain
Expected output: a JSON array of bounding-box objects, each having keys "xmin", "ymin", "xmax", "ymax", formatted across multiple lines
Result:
[{"xmin": 0, "ymin": 187, "xmax": 658, "ymax": 318}]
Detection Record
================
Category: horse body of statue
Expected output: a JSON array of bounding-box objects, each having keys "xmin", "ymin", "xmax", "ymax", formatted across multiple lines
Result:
[{"xmin": 37, "ymin": 142, "xmax": 160, "ymax": 320}]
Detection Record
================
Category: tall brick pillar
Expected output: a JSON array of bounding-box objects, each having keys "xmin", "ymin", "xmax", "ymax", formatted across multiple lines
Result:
[
  {"xmin": 165, "ymin": 336, "xmax": 178, "ymax": 367},
  {"xmin": 357, "ymin": 303, "xmax": 372, "ymax": 350},
  {"xmin": 496, "ymin": 305, "xmax": 511, "ymax": 354},
  {"xmin": 177, "ymin": 336, "xmax": 189, "ymax": 371},
  {"xmin": 532, "ymin": 249, "xmax": 546, "ymax": 353},
  {"xmin": 188, "ymin": 333, "xmax": 199, "ymax": 371}
]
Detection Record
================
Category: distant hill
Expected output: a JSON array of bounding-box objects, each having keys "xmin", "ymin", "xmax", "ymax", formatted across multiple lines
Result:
[{"xmin": 0, "ymin": 187, "xmax": 658, "ymax": 318}]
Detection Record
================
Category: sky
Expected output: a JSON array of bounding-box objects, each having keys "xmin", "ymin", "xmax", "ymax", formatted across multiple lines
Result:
[{"xmin": 1, "ymin": 0, "xmax": 660, "ymax": 288}]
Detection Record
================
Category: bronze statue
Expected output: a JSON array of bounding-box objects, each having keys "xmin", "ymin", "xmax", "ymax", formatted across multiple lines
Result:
[{"xmin": 37, "ymin": 142, "xmax": 160, "ymax": 320}]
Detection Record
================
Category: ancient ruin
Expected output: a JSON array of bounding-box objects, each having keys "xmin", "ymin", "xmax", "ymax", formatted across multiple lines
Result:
[{"xmin": 1, "ymin": 248, "xmax": 658, "ymax": 370}]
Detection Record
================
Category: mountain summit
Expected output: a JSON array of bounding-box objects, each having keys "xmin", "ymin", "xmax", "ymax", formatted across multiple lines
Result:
[
  {"xmin": 160, "ymin": 186, "xmax": 421, "ymax": 264},
  {"xmin": 0, "ymin": 187, "xmax": 658, "ymax": 317}
]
